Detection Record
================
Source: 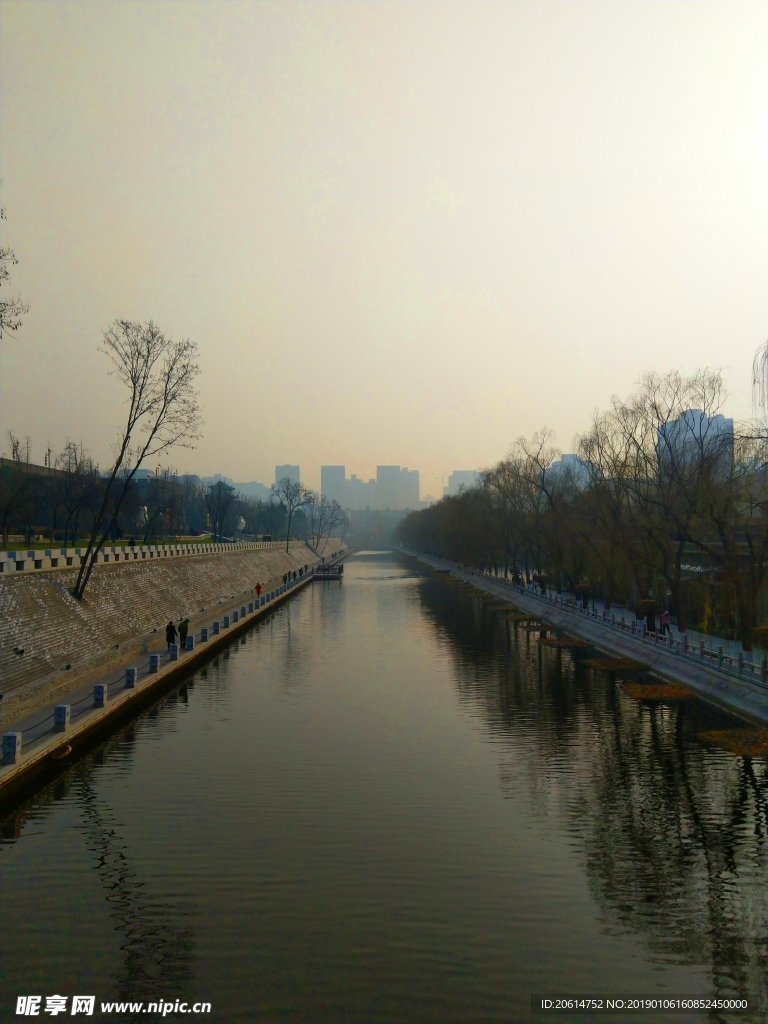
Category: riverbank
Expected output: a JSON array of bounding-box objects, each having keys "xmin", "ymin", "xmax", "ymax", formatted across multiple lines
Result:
[
  {"xmin": 403, "ymin": 549, "xmax": 768, "ymax": 727},
  {"xmin": 0, "ymin": 539, "xmax": 346, "ymax": 724},
  {"xmin": 0, "ymin": 547, "xmax": 350, "ymax": 805}
]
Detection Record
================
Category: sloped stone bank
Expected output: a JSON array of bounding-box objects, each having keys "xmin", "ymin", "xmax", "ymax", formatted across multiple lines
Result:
[{"xmin": 0, "ymin": 540, "xmax": 344, "ymax": 720}]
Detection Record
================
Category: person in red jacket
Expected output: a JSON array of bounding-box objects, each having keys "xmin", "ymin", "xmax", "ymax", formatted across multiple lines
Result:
[{"xmin": 256, "ymin": 582, "xmax": 262, "ymax": 599}]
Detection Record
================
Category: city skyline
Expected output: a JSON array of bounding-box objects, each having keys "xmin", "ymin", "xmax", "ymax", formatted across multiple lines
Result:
[{"xmin": 1, "ymin": 2, "xmax": 764, "ymax": 500}]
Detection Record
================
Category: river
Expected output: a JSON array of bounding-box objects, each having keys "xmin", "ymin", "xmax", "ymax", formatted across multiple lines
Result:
[{"xmin": 1, "ymin": 551, "xmax": 766, "ymax": 1023}]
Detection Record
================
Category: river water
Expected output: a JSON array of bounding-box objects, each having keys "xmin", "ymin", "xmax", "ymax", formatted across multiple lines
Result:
[{"xmin": 1, "ymin": 552, "xmax": 766, "ymax": 1023}]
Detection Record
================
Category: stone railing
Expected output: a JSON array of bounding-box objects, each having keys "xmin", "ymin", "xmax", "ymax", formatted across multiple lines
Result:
[{"xmin": 0, "ymin": 539, "xmax": 306, "ymax": 574}]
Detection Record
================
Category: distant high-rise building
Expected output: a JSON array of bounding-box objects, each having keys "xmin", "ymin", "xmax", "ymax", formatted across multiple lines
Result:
[
  {"xmin": 547, "ymin": 454, "xmax": 590, "ymax": 488},
  {"xmin": 346, "ymin": 474, "xmax": 377, "ymax": 510},
  {"xmin": 377, "ymin": 466, "xmax": 401, "ymax": 510},
  {"xmin": 657, "ymin": 410, "xmax": 734, "ymax": 476},
  {"xmin": 399, "ymin": 467, "xmax": 420, "ymax": 509},
  {"xmin": 444, "ymin": 470, "xmax": 478, "ymax": 496},
  {"xmin": 321, "ymin": 466, "xmax": 345, "ymax": 505},
  {"xmin": 340, "ymin": 465, "xmax": 422, "ymax": 509},
  {"xmin": 275, "ymin": 464, "xmax": 300, "ymax": 486}
]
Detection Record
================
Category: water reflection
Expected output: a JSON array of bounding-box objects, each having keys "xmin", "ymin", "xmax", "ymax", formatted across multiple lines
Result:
[
  {"xmin": 1, "ymin": 553, "xmax": 766, "ymax": 1024},
  {"xmin": 76, "ymin": 772, "xmax": 195, "ymax": 1000},
  {"xmin": 1, "ymin": 707, "xmax": 196, "ymax": 1004},
  {"xmin": 417, "ymin": 569, "xmax": 768, "ymax": 1011}
]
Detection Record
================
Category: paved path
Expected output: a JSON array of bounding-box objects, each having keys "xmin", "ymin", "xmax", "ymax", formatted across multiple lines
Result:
[
  {"xmin": 405, "ymin": 551, "xmax": 768, "ymax": 727},
  {"xmin": 558, "ymin": 591, "xmax": 763, "ymax": 663}
]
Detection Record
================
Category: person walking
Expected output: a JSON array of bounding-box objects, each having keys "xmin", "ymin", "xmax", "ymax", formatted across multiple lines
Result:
[
  {"xmin": 256, "ymin": 582, "xmax": 262, "ymax": 599},
  {"xmin": 661, "ymin": 609, "xmax": 670, "ymax": 636},
  {"xmin": 165, "ymin": 621, "xmax": 178, "ymax": 650},
  {"xmin": 178, "ymin": 617, "xmax": 190, "ymax": 647}
]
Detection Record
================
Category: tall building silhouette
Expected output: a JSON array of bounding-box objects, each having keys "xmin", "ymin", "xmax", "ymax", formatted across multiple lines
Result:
[
  {"xmin": 321, "ymin": 466, "xmax": 345, "ymax": 505},
  {"xmin": 275, "ymin": 464, "xmax": 300, "ymax": 485}
]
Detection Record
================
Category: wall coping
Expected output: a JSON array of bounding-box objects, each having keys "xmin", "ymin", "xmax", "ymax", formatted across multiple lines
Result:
[{"xmin": 0, "ymin": 539, "xmax": 310, "ymax": 574}]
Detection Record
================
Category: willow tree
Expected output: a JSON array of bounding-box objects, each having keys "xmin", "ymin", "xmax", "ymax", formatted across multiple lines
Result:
[{"xmin": 72, "ymin": 320, "xmax": 202, "ymax": 600}]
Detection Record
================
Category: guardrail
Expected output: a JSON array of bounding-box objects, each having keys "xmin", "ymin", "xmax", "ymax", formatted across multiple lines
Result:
[
  {"xmin": 451, "ymin": 563, "xmax": 768, "ymax": 693},
  {"xmin": 0, "ymin": 539, "xmax": 305, "ymax": 574}
]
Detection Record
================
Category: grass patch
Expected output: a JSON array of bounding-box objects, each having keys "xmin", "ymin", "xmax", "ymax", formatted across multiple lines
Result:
[{"xmin": 698, "ymin": 728, "xmax": 768, "ymax": 758}]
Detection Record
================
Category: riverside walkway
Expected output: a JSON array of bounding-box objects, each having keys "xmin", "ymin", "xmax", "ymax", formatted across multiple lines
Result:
[
  {"xmin": 405, "ymin": 550, "xmax": 768, "ymax": 727},
  {"xmin": 0, "ymin": 550, "xmax": 349, "ymax": 800}
]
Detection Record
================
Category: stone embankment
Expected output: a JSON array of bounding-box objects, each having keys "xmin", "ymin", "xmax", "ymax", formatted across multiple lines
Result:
[
  {"xmin": 0, "ymin": 551, "xmax": 349, "ymax": 803},
  {"xmin": 0, "ymin": 539, "xmax": 344, "ymax": 723},
  {"xmin": 405, "ymin": 550, "xmax": 768, "ymax": 727}
]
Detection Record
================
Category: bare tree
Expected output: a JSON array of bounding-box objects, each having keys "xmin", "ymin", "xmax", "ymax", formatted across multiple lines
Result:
[
  {"xmin": 72, "ymin": 321, "xmax": 201, "ymax": 599},
  {"xmin": 306, "ymin": 493, "xmax": 347, "ymax": 553},
  {"xmin": 0, "ymin": 429, "xmax": 37, "ymax": 545},
  {"xmin": 247, "ymin": 497, "xmax": 286, "ymax": 538},
  {"xmin": 0, "ymin": 204, "xmax": 28, "ymax": 339},
  {"xmin": 199, "ymin": 479, "xmax": 236, "ymax": 541},
  {"xmin": 272, "ymin": 477, "xmax": 311, "ymax": 551},
  {"xmin": 44, "ymin": 440, "xmax": 91, "ymax": 545}
]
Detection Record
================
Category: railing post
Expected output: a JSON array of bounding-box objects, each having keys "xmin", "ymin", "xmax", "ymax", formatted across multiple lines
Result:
[
  {"xmin": 699, "ymin": 641, "xmax": 704, "ymax": 660},
  {"xmin": 737, "ymin": 651, "xmax": 743, "ymax": 675},
  {"xmin": 762, "ymin": 658, "xmax": 767, "ymax": 684},
  {"xmin": 149, "ymin": 653, "xmax": 160, "ymax": 672},
  {"xmin": 2, "ymin": 732, "xmax": 22, "ymax": 763},
  {"xmin": 718, "ymin": 646, "xmax": 723, "ymax": 670}
]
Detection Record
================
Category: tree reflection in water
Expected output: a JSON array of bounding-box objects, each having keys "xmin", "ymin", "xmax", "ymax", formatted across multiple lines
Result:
[{"xmin": 418, "ymin": 574, "xmax": 768, "ymax": 1011}]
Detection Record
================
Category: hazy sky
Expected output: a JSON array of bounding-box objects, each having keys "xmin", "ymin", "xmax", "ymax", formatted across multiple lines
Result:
[{"xmin": 1, "ymin": 0, "xmax": 766, "ymax": 496}]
